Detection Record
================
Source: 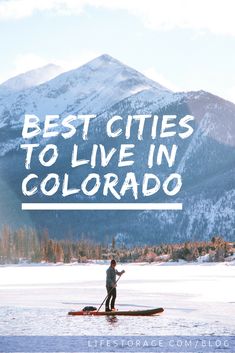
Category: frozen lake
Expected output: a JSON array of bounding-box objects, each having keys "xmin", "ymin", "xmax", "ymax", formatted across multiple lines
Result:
[{"xmin": 0, "ymin": 262, "xmax": 234, "ymax": 336}]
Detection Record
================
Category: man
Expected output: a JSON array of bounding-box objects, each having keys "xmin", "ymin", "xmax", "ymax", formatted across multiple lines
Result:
[{"xmin": 105, "ymin": 259, "xmax": 125, "ymax": 312}]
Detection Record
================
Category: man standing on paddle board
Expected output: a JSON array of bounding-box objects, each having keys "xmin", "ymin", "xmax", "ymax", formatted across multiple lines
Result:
[{"xmin": 105, "ymin": 259, "xmax": 125, "ymax": 312}]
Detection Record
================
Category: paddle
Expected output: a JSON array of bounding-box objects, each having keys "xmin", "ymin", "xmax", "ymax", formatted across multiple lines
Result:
[{"xmin": 97, "ymin": 275, "xmax": 122, "ymax": 312}]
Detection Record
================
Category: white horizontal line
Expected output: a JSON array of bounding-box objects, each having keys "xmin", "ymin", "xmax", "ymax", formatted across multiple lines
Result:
[{"xmin": 22, "ymin": 203, "xmax": 183, "ymax": 211}]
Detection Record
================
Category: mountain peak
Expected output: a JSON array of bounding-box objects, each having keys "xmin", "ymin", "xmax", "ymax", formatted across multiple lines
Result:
[
  {"xmin": 96, "ymin": 54, "xmax": 116, "ymax": 62},
  {"xmin": 71, "ymin": 53, "xmax": 169, "ymax": 94},
  {"xmin": 84, "ymin": 53, "xmax": 125, "ymax": 71},
  {"xmin": 0, "ymin": 54, "xmax": 171, "ymax": 126},
  {"xmin": 0, "ymin": 64, "xmax": 64, "ymax": 92}
]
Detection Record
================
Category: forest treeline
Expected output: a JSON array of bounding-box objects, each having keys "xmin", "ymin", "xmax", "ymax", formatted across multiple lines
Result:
[{"xmin": 0, "ymin": 225, "xmax": 234, "ymax": 264}]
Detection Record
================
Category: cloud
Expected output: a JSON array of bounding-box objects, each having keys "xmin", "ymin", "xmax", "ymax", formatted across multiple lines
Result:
[
  {"xmin": 224, "ymin": 86, "xmax": 235, "ymax": 104},
  {"xmin": 0, "ymin": 0, "xmax": 235, "ymax": 36},
  {"xmin": 0, "ymin": 53, "xmax": 48, "ymax": 83},
  {"xmin": 0, "ymin": 0, "xmax": 83, "ymax": 20},
  {"xmin": 56, "ymin": 49, "xmax": 102, "ymax": 71},
  {"xmin": 144, "ymin": 67, "xmax": 235, "ymax": 104},
  {"xmin": 13, "ymin": 53, "xmax": 49, "ymax": 73},
  {"xmin": 143, "ymin": 67, "xmax": 182, "ymax": 91}
]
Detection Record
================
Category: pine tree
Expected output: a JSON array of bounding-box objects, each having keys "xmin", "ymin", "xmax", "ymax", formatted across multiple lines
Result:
[
  {"xmin": 55, "ymin": 243, "xmax": 64, "ymax": 263},
  {"xmin": 112, "ymin": 236, "xmax": 116, "ymax": 250},
  {"xmin": 1, "ymin": 225, "xmax": 11, "ymax": 261}
]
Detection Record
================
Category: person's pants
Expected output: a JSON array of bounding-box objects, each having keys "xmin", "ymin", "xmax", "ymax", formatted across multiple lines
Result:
[{"xmin": 105, "ymin": 286, "xmax": 116, "ymax": 310}]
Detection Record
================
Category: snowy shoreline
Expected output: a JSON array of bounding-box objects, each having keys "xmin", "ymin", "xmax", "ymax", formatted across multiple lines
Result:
[{"xmin": 1, "ymin": 258, "xmax": 235, "ymax": 268}]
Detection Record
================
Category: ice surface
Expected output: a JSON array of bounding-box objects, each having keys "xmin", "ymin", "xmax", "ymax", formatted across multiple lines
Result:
[{"xmin": 0, "ymin": 262, "xmax": 234, "ymax": 336}]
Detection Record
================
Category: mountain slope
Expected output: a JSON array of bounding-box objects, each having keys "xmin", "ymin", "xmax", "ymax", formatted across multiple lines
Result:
[{"xmin": 0, "ymin": 64, "xmax": 64, "ymax": 95}]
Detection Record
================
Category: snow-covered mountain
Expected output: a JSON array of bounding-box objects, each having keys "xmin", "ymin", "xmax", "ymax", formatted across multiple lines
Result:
[
  {"xmin": 0, "ymin": 54, "xmax": 169, "ymax": 129},
  {"xmin": 0, "ymin": 54, "xmax": 234, "ymax": 245},
  {"xmin": 0, "ymin": 64, "xmax": 63, "ymax": 95}
]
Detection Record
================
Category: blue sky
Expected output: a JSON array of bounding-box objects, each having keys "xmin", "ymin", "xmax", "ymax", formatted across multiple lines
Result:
[{"xmin": 0, "ymin": 0, "xmax": 234, "ymax": 102}]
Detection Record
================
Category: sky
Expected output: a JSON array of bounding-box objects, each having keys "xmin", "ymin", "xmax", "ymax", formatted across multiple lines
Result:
[{"xmin": 0, "ymin": 0, "xmax": 235, "ymax": 102}]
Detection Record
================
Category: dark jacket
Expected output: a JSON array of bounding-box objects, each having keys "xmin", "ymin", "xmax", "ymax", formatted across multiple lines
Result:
[{"xmin": 106, "ymin": 266, "xmax": 122, "ymax": 287}]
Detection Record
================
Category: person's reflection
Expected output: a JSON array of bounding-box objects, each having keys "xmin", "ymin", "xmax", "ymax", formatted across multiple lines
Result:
[{"xmin": 105, "ymin": 315, "xmax": 118, "ymax": 325}]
